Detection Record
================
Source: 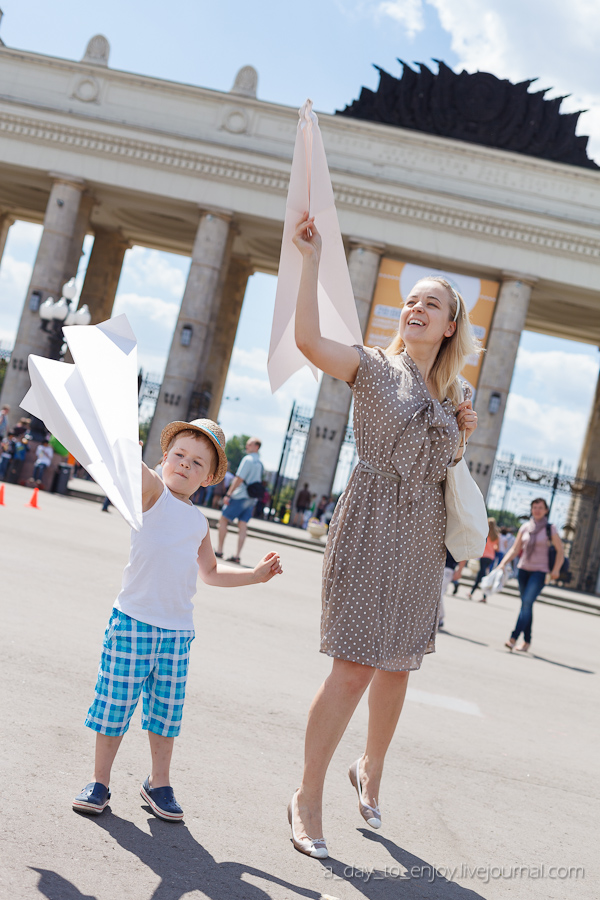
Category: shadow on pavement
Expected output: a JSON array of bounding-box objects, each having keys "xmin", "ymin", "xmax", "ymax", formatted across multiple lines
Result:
[
  {"xmin": 524, "ymin": 653, "xmax": 594, "ymax": 674},
  {"xmin": 438, "ymin": 629, "xmax": 488, "ymax": 647},
  {"xmin": 32, "ymin": 810, "xmax": 322, "ymax": 900},
  {"xmin": 317, "ymin": 829, "xmax": 487, "ymax": 899}
]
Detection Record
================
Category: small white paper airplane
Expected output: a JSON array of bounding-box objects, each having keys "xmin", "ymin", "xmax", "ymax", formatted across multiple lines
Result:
[
  {"xmin": 21, "ymin": 315, "xmax": 143, "ymax": 530},
  {"xmin": 268, "ymin": 99, "xmax": 362, "ymax": 393}
]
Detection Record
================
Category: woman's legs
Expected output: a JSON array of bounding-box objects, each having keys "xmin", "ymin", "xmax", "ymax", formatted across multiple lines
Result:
[
  {"xmin": 470, "ymin": 557, "xmax": 492, "ymax": 594},
  {"xmin": 294, "ymin": 660, "xmax": 410, "ymax": 840},
  {"xmin": 511, "ymin": 570, "xmax": 546, "ymax": 643},
  {"xmin": 359, "ymin": 669, "xmax": 410, "ymax": 806},
  {"xmin": 294, "ymin": 658, "xmax": 375, "ymax": 840}
]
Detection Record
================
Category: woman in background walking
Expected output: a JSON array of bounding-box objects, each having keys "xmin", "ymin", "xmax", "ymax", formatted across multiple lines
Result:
[
  {"xmin": 469, "ymin": 518, "xmax": 499, "ymax": 601},
  {"xmin": 499, "ymin": 498, "xmax": 564, "ymax": 652}
]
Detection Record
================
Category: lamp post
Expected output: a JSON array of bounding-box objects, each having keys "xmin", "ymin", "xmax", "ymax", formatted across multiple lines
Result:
[
  {"xmin": 38, "ymin": 278, "xmax": 91, "ymax": 361},
  {"xmin": 30, "ymin": 279, "xmax": 92, "ymax": 443}
]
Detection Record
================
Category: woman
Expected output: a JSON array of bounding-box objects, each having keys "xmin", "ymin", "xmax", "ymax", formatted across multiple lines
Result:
[
  {"xmin": 469, "ymin": 517, "xmax": 500, "ymax": 601},
  {"xmin": 498, "ymin": 498, "xmax": 564, "ymax": 652},
  {"xmin": 287, "ymin": 213, "xmax": 480, "ymax": 858}
]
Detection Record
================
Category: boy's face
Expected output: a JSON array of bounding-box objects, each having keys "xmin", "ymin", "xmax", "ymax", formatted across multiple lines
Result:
[{"xmin": 162, "ymin": 435, "xmax": 215, "ymax": 497}]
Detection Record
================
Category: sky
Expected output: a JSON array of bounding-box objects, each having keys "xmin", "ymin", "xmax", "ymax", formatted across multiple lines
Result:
[{"xmin": 0, "ymin": 0, "xmax": 599, "ymax": 513}]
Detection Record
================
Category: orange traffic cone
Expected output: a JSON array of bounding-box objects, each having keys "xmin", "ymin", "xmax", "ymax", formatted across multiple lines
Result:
[
  {"xmin": 0, "ymin": 484, "xmax": 4, "ymax": 506},
  {"xmin": 26, "ymin": 486, "xmax": 40, "ymax": 509}
]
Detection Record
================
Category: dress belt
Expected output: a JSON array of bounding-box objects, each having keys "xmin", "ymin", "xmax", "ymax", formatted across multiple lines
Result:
[{"xmin": 358, "ymin": 459, "xmax": 401, "ymax": 482}]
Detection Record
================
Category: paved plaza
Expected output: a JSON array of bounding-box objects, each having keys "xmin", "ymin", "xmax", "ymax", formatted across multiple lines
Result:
[{"xmin": 1, "ymin": 482, "xmax": 598, "ymax": 900}]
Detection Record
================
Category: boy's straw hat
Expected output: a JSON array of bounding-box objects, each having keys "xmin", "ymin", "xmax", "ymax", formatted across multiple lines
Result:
[{"xmin": 160, "ymin": 419, "xmax": 228, "ymax": 484}]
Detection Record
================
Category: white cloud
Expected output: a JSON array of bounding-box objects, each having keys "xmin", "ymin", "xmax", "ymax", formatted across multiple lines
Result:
[
  {"xmin": 372, "ymin": 0, "xmax": 600, "ymax": 160},
  {"xmin": 498, "ymin": 345, "xmax": 597, "ymax": 467},
  {"xmin": 229, "ymin": 345, "xmax": 269, "ymax": 374},
  {"xmin": 122, "ymin": 246, "xmax": 189, "ymax": 299},
  {"xmin": 112, "ymin": 292, "xmax": 180, "ymax": 329},
  {"xmin": 219, "ymin": 348, "xmax": 321, "ymax": 468},
  {"xmin": 378, "ymin": 0, "xmax": 425, "ymax": 37},
  {"xmin": 512, "ymin": 346, "xmax": 598, "ymax": 410},
  {"xmin": 501, "ymin": 393, "xmax": 588, "ymax": 467}
]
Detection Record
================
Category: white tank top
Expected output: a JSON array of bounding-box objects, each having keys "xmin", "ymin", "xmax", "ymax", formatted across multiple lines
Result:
[{"xmin": 114, "ymin": 484, "xmax": 208, "ymax": 631}]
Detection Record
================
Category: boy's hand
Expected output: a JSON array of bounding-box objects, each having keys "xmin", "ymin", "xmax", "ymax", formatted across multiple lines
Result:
[{"xmin": 252, "ymin": 551, "xmax": 283, "ymax": 583}]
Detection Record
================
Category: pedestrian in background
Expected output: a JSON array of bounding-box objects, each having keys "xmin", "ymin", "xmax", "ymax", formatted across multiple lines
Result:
[
  {"xmin": 469, "ymin": 518, "xmax": 499, "ymax": 601},
  {"xmin": 32, "ymin": 439, "xmax": 53, "ymax": 487},
  {"xmin": 0, "ymin": 404, "xmax": 10, "ymax": 440},
  {"xmin": 499, "ymin": 498, "xmax": 564, "ymax": 652},
  {"xmin": 216, "ymin": 437, "xmax": 263, "ymax": 564},
  {"xmin": 294, "ymin": 482, "xmax": 312, "ymax": 527}
]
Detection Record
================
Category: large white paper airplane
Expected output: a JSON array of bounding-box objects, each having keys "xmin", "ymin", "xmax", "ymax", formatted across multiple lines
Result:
[
  {"xmin": 268, "ymin": 99, "xmax": 362, "ymax": 393},
  {"xmin": 21, "ymin": 315, "xmax": 143, "ymax": 530}
]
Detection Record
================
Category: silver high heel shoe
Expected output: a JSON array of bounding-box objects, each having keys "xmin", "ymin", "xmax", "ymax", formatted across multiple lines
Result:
[
  {"xmin": 349, "ymin": 758, "xmax": 382, "ymax": 829},
  {"xmin": 287, "ymin": 790, "xmax": 328, "ymax": 859}
]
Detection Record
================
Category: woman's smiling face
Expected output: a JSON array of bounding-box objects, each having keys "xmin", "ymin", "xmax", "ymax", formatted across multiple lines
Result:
[{"xmin": 399, "ymin": 279, "xmax": 456, "ymax": 348}]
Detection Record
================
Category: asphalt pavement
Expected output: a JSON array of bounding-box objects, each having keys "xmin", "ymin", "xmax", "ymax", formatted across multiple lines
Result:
[{"xmin": 1, "ymin": 481, "xmax": 598, "ymax": 900}]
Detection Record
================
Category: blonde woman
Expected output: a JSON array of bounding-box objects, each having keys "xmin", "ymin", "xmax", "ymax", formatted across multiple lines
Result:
[{"xmin": 287, "ymin": 213, "xmax": 480, "ymax": 858}]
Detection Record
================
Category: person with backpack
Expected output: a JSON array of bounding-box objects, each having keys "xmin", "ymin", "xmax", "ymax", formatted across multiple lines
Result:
[
  {"xmin": 215, "ymin": 437, "xmax": 263, "ymax": 564},
  {"xmin": 498, "ymin": 498, "xmax": 564, "ymax": 652}
]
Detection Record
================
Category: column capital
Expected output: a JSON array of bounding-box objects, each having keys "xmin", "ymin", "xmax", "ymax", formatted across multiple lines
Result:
[
  {"xmin": 500, "ymin": 270, "xmax": 538, "ymax": 288},
  {"xmin": 198, "ymin": 205, "xmax": 234, "ymax": 223},
  {"xmin": 347, "ymin": 236, "xmax": 386, "ymax": 256},
  {"xmin": 48, "ymin": 172, "xmax": 87, "ymax": 190}
]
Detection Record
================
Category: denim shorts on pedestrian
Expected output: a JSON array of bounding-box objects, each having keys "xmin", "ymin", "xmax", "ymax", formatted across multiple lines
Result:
[
  {"xmin": 222, "ymin": 496, "xmax": 254, "ymax": 523},
  {"xmin": 85, "ymin": 609, "xmax": 194, "ymax": 738}
]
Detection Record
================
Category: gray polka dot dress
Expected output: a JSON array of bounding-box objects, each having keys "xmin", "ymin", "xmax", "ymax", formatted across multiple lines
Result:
[{"xmin": 321, "ymin": 346, "xmax": 468, "ymax": 672}]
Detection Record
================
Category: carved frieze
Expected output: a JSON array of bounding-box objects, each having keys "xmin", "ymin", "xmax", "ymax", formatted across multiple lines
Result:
[{"xmin": 338, "ymin": 60, "xmax": 598, "ymax": 170}]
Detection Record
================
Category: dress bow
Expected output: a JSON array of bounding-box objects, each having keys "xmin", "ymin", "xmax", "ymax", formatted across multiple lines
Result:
[{"xmin": 390, "ymin": 399, "xmax": 451, "ymax": 507}]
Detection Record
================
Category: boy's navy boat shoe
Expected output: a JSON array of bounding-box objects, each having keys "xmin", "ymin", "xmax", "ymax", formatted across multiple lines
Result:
[
  {"xmin": 72, "ymin": 782, "xmax": 111, "ymax": 815},
  {"xmin": 140, "ymin": 776, "xmax": 184, "ymax": 821}
]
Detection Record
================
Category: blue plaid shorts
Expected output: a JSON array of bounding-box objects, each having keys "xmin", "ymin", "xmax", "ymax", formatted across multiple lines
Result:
[{"xmin": 85, "ymin": 609, "xmax": 195, "ymax": 738}]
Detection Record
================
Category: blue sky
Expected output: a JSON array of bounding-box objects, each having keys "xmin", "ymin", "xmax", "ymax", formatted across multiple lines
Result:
[{"xmin": 0, "ymin": 0, "xmax": 599, "ymax": 508}]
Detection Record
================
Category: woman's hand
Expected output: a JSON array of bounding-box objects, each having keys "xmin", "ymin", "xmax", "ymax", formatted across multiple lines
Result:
[
  {"xmin": 252, "ymin": 551, "xmax": 283, "ymax": 584},
  {"xmin": 456, "ymin": 400, "xmax": 478, "ymax": 441},
  {"xmin": 292, "ymin": 212, "xmax": 322, "ymax": 262}
]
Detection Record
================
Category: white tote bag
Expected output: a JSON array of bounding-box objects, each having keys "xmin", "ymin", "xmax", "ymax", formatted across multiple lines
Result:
[{"xmin": 444, "ymin": 447, "xmax": 488, "ymax": 561}]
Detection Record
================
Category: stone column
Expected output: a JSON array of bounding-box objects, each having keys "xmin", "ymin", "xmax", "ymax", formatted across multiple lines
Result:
[
  {"xmin": 79, "ymin": 228, "xmax": 130, "ymax": 323},
  {"xmin": 200, "ymin": 255, "xmax": 253, "ymax": 421},
  {"xmin": 467, "ymin": 272, "xmax": 537, "ymax": 499},
  {"xmin": 293, "ymin": 240, "xmax": 385, "ymax": 506},
  {"xmin": 567, "ymin": 367, "xmax": 600, "ymax": 592},
  {"xmin": 0, "ymin": 175, "xmax": 86, "ymax": 418},
  {"xmin": 145, "ymin": 208, "xmax": 233, "ymax": 463},
  {"xmin": 0, "ymin": 211, "xmax": 14, "ymax": 266}
]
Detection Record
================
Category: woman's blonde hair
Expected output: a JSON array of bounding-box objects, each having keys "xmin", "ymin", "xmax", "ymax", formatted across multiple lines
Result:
[
  {"xmin": 385, "ymin": 276, "xmax": 482, "ymax": 406},
  {"xmin": 488, "ymin": 517, "xmax": 500, "ymax": 542}
]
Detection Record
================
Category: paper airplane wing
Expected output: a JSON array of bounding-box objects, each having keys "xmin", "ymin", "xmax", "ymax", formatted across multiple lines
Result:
[
  {"xmin": 268, "ymin": 100, "xmax": 362, "ymax": 393},
  {"xmin": 21, "ymin": 314, "xmax": 143, "ymax": 531}
]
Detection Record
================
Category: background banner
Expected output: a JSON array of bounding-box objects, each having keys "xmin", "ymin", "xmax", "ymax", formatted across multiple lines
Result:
[{"xmin": 364, "ymin": 259, "xmax": 499, "ymax": 393}]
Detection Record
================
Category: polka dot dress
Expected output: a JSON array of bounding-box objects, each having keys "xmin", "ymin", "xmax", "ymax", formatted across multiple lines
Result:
[{"xmin": 321, "ymin": 346, "xmax": 469, "ymax": 672}]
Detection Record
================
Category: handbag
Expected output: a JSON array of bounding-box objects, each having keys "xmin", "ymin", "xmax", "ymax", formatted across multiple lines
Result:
[{"xmin": 443, "ymin": 418, "xmax": 488, "ymax": 560}]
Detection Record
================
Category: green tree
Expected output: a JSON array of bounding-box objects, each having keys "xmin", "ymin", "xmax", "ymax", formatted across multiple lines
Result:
[
  {"xmin": 0, "ymin": 358, "xmax": 7, "ymax": 394},
  {"xmin": 139, "ymin": 417, "xmax": 152, "ymax": 445},
  {"xmin": 487, "ymin": 508, "xmax": 523, "ymax": 529},
  {"xmin": 225, "ymin": 434, "xmax": 250, "ymax": 473}
]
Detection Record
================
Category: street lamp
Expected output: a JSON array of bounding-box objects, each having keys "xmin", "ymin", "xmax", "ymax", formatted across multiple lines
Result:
[{"xmin": 39, "ymin": 279, "xmax": 91, "ymax": 360}]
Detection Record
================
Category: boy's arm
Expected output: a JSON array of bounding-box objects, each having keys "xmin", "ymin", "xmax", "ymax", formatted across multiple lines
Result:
[
  {"xmin": 197, "ymin": 532, "xmax": 282, "ymax": 586},
  {"xmin": 141, "ymin": 460, "xmax": 163, "ymax": 512}
]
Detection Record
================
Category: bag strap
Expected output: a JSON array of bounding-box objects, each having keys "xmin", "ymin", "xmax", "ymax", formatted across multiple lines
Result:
[{"xmin": 244, "ymin": 459, "xmax": 263, "ymax": 484}]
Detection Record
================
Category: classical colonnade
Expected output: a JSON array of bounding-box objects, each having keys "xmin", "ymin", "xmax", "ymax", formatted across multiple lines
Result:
[
  {"xmin": 1, "ymin": 173, "xmax": 537, "ymax": 507},
  {"xmin": 1, "ymin": 34, "xmax": 600, "ymax": 589}
]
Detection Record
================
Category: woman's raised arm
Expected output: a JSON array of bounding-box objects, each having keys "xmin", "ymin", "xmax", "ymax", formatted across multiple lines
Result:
[{"xmin": 293, "ymin": 213, "xmax": 361, "ymax": 384}]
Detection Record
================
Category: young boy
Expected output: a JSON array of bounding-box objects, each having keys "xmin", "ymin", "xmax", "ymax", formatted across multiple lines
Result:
[{"xmin": 73, "ymin": 418, "xmax": 282, "ymax": 821}]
